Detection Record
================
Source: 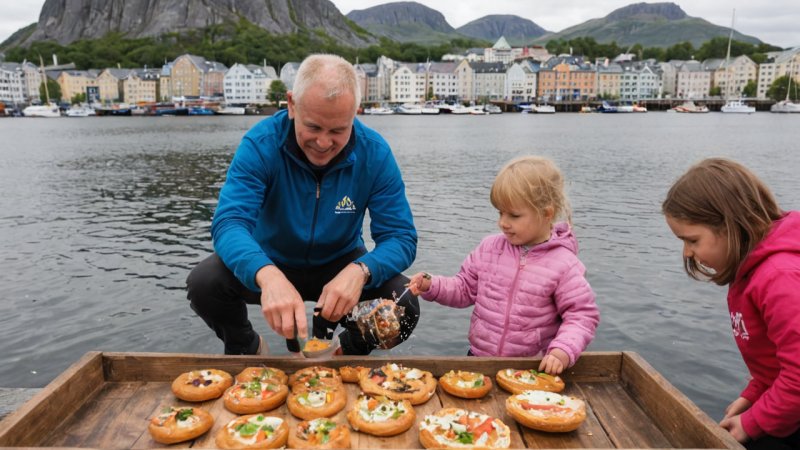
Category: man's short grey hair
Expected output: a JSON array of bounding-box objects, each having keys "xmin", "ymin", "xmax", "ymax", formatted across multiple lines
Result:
[{"xmin": 292, "ymin": 54, "xmax": 361, "ymax": 111}]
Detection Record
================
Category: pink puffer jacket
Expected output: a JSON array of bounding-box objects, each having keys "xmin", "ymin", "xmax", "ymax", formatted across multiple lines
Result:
[{"xmin": 422, "ymin": 223, "xmax": 599, "ymax": 363}]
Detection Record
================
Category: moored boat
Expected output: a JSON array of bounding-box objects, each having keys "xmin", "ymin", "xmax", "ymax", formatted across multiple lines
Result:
[
  {"xmin": 216, "ymin": 106, "xmax": 246, "ymax": 115},
  {"xmin": 22, "ymin": 104, "xmax": 60, "ymax": 118},
  {"xmin": 671, "ymin": 101, "xmax": 710, "ymax": 113}
]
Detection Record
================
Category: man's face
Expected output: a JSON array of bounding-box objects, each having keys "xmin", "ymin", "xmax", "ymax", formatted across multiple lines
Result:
[{"xmin": 287, "ymin": 85, "xmax": 355, "ymax": 167}]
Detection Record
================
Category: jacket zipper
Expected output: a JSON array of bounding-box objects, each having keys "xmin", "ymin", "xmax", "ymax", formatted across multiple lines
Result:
[
  {"xmin": 304, "ymin": 181, "xmax": 321, "ymax": 264},
  {"xmin": 496, "ymin": 248, "xmax": 528, "ymax": 355}
]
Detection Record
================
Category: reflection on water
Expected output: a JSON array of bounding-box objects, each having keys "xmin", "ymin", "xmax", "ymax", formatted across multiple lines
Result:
[{"xmin": 1, "ymin": 114, "xmax": 799, "ymax": 421}]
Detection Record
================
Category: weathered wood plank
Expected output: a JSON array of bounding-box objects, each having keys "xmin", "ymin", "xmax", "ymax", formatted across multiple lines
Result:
[
  {"xmin": 578, "ymin": 381, "xmax": 671, "ymax": 448},
  {"xmin": 0, "ymin": 351, "xmax": 105, "ymax": 447},
  {"xmin": 100, "ymin": 353, "xmax": 622, "ymax": 382},
  {"xmin": 620, "ymin": 352, "xmax": 744, "ymax": 450}
]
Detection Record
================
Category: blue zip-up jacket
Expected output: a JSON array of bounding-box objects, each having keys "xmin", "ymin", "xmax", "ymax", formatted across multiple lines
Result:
[{"xmin": 211, "ymin": 109, "xmax": 417, "ymax": 292}]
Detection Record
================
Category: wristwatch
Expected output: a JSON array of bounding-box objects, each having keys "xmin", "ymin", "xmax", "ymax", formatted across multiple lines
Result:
[{"xmin": 354, "ymin": 261, "xmax": 371, "ymax": 283}]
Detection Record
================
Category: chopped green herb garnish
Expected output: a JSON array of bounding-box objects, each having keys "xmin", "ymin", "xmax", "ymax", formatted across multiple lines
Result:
[
  {"xmin": 456, "ymin": 431, "xmax": 474, "ymax": 444},
  {"xmin": 236, "ymin": 422, "xmax": 260, "ymax": 436},
  {"xmin": 175, "ymin": 408, "xmax": 193, "ymax": 421}
]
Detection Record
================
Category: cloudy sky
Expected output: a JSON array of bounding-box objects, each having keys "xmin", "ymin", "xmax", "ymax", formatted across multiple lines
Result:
[{"xmin": 1, "ymin": 0, "xmax": 798, "ymax": 48}]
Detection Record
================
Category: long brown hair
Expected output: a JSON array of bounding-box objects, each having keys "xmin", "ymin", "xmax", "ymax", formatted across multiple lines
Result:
[{"xmin": 662, "ymin": 158, "xmax": 783, "ymax": 285}]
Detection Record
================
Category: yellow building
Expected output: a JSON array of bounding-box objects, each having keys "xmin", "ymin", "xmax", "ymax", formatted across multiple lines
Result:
[
  {"xmin": 170, "ymin": 54, "xmax": 228, "ymax": 98},
  {"xmin": 122, "ymin": 70, "xmax": 159, "ymax": 104},
  {"xmin": 56, "ymin": 70, "xmax": 97, "ymax": 102},
  {"xmin": 96, "ymin": 69, "xmax": 132, "ymax": 103}
]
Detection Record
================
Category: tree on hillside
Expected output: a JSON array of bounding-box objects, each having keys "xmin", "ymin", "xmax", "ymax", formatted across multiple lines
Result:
[
  {"xmin": 39, "ymin": 78, "xmax": 61, "ymax": 104},
  {"xmin": 767, "ymin": 75, "xmax": 800, "ymax": 101},
  {"xmin": 742, "ymin": 80, "xmax": 757, "ymax": 97},
  {"xmin": 268, "ymin": 79, "xmax": 287, "ymax": 105}
]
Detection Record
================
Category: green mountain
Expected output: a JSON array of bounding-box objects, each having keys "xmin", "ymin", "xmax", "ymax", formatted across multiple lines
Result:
[
  {"xmin": 533, "ymin": 2, "xmax": 761, "ymax": 48},
  {"xmin": 345, "ymin": 1, "xmax": 468, "ymax": 46},
  {"xmin": 456, "ymin": 15, "xmax": 548, "ymax": 47}
]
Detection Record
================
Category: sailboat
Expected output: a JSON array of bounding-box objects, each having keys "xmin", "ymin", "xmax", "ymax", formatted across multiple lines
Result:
[
  {"xmin": 720, "ymin": 9, "xmax": 756, "ymax": 114},
  {"xmin": 770, "ymin": 60, "xmax": 800, "ymax": 113},
  {"xmin": 22, "ymin": 56, "xmax": 60, "ymax": 118}
]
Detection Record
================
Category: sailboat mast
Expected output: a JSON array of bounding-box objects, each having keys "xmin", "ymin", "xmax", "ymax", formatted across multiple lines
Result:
[
  {"xmin": 39, "ymin": 55, "xmax": 51, "ymax": 105},
  {"xmin": 724, "ymin": 9, "xmax": 735, "ymax": 100}
]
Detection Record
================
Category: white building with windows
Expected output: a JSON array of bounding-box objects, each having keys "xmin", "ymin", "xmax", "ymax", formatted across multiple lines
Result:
[
  {"xmin": 0, "ymin": 63, "xmax": 26, "ymax": 106},
  {"xmin": 390, "ymin": 64, "xmax": 422, "ymax": 103},
  {"xmin": 224, "ymin": 63, "xmax": 277, "ymax": 105},
  {"xmin": 504, "ymin": 60, "xmax": 537, "ymax": 102},
  {"xmin": 618, "ymin": 62, "xmax": 662, "ymax": 100},
  {"xmin": 707, "ymin": 55, "xmax": 757, "ymax": 98},
  {"xmin": 675, "ymin": 61, "xmax": 711, "ymax": 99},
  {"xmin": 428, "ymin": 62, "xmax": 458, "ymax": 101},
  {"xmin": 472, "ymin": 62, "xmax": 507, "ymax": 101},
  {"xmin": 757, "ymin": 48, "xmax": 800, "ymax": 99}
]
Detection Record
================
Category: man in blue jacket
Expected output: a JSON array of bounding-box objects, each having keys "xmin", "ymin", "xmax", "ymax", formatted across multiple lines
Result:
[{"xmin": 187, "ymin": 54, "xmax": 419, "ymax": 355}]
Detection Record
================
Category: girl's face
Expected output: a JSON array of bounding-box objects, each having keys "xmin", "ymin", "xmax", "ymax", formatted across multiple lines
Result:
[
  {"xmin": 665, "ymin": 216, "xmax": 729, "ymax": 273},
  {"xmin": 497, "ymin": 204, "xmax": 553, "ymax": 247}
]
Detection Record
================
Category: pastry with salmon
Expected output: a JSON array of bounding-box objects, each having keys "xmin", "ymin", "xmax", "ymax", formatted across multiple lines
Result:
[
  {"xmin": 148, "ymin": 406, "xmax": 214, "ymax": 444},
  {"xmin": 439, "ymin": 370, "xmax": 493, "ymax": 399},
  {"xmin": 418, "ymin": 408, "xmax": 511, "ymax": 449},
  {"xmin": 495, "ymin": 368, "xmax": 565, "ymax": 394},
  {"xmin": 215, "ymin": 414, "xmax": 289, "ymax": 449},
  {"xmin": 359, "ymin": 363, "xmax": 437, "ymax": 405},
  {"xmin": 288, "ymin": 418, "xmax": 351, "ymax": 449},
  {"xmin": 346, "ymin": 393, "xmax": 415, "ymax": 437},
  {"xmin": 223, "ymin": 379, "xmax": 289, "ymax": 414},
  {"xmin": 505, "ymin": 390, "xmax": 586, "ymax": 433},
  {"xmin": 171, "ymin": 368, "xmax": 234, "ymax": 401}
]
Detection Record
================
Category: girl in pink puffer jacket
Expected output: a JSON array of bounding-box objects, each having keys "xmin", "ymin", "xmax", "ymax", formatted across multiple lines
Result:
[{"xmin": 409, "ymin": 156, "xmax": 599, "ymax": 375}]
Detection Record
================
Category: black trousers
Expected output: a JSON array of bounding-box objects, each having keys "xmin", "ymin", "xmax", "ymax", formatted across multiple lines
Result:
[
  {"xmin": 186, "ymin": 250, "xmax": 419, "ymax": 355},
  {"xmin": 745, "ymin": 428, "xmax": 800, "ymax": 450}
]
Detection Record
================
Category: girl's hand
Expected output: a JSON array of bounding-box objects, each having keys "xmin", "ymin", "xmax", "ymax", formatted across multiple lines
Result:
[
  {"xmin": 538, "ymin": 348, "xmax": 569, "ymax": 375},
  {"xmin": 723, "ymin": 397, "xmax": 751, "ymax": 420},
  {"xmin": 720, "ymin": 414, "xmax": 750, "ymax": 443},
  {"xmin": 408, "ymin": 272, "xmax": 432, "ymax": 295}
]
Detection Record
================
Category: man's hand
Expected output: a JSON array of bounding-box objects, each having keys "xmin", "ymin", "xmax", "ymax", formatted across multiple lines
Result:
[
  {"xmin": 316, "ymin": 263, "xmax": 365, "ymax": 322},
  {"xmin": 256, "ymin": 265, "xmax": 307, "ymax": 340},
  {"xmin": 538, "ymin": 348, "xmax": 569, "ymax": 375}
]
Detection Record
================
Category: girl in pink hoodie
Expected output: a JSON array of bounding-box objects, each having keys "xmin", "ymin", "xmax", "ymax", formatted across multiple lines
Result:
[
  {"xmin": 663, "ymin": 158, "xmax": 800, "ymax": 449},
  {"xmin": 409, "ymin": 156, "xmax": 599, "ymax": 375}
]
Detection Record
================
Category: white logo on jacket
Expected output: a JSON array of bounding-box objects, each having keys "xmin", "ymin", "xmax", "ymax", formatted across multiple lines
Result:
[
  {"xmin": 730, "ymin": 311, "xmax": 750, "ymax": 341},
  {"xmin": 335, "ymin": 196, "xmax": 356, "ymax": 214}
]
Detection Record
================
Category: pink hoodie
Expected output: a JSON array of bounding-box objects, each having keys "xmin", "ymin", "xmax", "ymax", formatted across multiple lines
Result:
[
  {"xmin": 421, "ymin": 222, "xmax": 599, "ymax": 364},
  {"xmin": 729, "ymin": 211, "xmax": 800, "ymax": 439}
]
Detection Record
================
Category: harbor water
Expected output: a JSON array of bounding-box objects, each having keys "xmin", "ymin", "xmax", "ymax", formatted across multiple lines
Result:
[{"xmin": 1, "ymin": 112, "xmax": 799, "ymax": 421}]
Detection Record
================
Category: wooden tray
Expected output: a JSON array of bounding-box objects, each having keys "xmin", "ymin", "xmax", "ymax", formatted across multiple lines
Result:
[{"xmin": 0, "ymin": 351, "xmax": 743, "ymax": 449}]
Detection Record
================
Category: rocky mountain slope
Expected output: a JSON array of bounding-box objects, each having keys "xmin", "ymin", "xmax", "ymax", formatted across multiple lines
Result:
[
  {"xmin": 11, "ymin": 0, "xmax": 374, "ymax": 48},
  {"xmin": 533, "ymin": 2, "xmax": 761, "ymax": 47}
]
